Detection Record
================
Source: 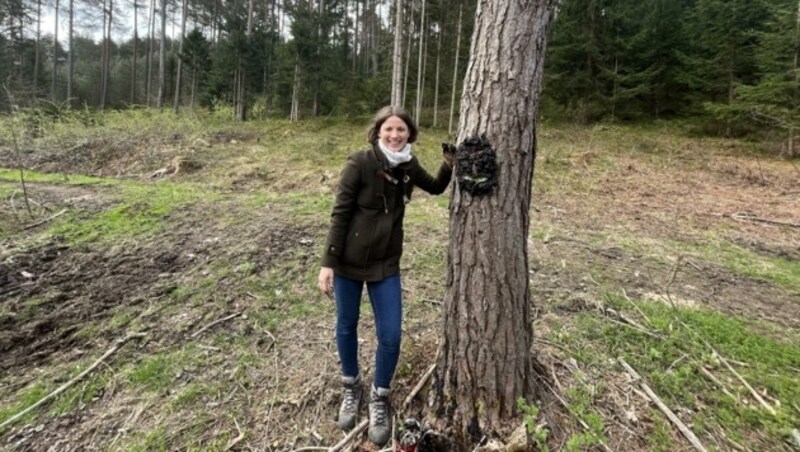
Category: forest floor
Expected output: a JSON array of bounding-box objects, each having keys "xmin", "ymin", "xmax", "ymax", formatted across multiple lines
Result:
[{"xmin": 0, "ymin": 111, "xmax": 798, "ymax": 451}]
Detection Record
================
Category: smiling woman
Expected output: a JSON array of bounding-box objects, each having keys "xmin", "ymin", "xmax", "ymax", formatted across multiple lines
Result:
[{"xmin": 315, "ymin": 105, "xmax": 454, "ymax": 447}]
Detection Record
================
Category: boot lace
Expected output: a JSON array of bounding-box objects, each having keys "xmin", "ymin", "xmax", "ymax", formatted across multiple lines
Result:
[
  {"xmin": 371, "ymin": 393, "xmax": 388, "ymax": 425},
  {"xmin": 342, "ymin": 383, "xmax": 359, "ymax": 412}
]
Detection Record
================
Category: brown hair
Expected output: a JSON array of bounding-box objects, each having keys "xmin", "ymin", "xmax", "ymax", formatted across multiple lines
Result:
[{"xmin": 366, "ymin": 106, "xmax": 418, "ymax": 145}]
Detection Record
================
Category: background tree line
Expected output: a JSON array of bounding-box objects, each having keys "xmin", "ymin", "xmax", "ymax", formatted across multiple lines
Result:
[{"xmin": 1, "ymin": 0, "xmax": 799, "ymax": 153}]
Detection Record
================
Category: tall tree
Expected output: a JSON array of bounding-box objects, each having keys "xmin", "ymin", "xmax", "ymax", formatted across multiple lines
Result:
[
  {"xmin": 431, "ymin": 0, "xmax": 556, "ymax": 445},
  {"xmin": 33, "ymin": 0, "xmax": 41, "ymax": 96},
  {"xmin": 390, "ymin": 0, "xmax": 403, "ymax": 106},
  {"xmin": 156, "ymin": 0, "xmax": 166, "ymax": 108},
  {"xmin": 131, "ymin": 0, "xmax": 139, "ymax": 104},
  {"xmin": 67, "ymin": 0, "xmax": 73, "ymax": 103},
  {"xmin": 413, "ymin": 0, "xmax": 424, "ymax": 121},
  {"xmin": 447, "ymin": 3, "xmax": 461, "ymax": 135},
  {"xmin": 173, "ymin": 0, "xmax": 188, "ymax": 111},
  {"xmin": 52, "ymin": 0, "xmax": 60, "ymax": 100}
]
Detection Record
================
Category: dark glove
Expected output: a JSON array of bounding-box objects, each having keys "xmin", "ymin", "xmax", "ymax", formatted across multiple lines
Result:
[{"xmin": 441, "ymin": 142, "xmax": 457, "ymax": 167}]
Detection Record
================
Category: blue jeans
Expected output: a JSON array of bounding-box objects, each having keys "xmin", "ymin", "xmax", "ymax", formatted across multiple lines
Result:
[{"xmin": 334, "ymin": 273, "xmax": 402, "ymax": 389}]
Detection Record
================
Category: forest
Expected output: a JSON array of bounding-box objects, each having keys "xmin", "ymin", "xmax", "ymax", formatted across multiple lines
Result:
[{"xmin": 1, "ymin": 0, "xmax": 799, "ymax": 155}]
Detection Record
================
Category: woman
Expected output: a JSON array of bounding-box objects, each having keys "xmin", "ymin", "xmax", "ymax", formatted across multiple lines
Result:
[{"xmin": 317, "ymin": 106, "xmax": 454, "ymax": 446}]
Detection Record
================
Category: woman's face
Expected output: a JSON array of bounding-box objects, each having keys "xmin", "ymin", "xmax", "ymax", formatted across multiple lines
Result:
[{"xmin": 378, "ymin": 115, "xmax": 410, "ymax": 152}]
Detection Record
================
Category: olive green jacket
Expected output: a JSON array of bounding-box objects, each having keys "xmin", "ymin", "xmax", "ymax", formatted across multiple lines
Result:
[{"xmin": 322, "ymin": 145, "xmax": 452, "ymax": 281}]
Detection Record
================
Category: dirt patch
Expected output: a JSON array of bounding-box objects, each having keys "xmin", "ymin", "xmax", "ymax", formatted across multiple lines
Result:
[{"xmin": 0, "ymin": 239, "xmax": 186, "ymax": 373}]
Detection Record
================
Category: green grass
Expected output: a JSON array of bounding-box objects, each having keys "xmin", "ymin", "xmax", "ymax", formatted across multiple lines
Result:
[
  {"xmin": 48, "ymin": 181, "xmax": 216, "ymax": 244},
  {"xmin": 549, "ymin": 295, "xmax": 800, "ymax": 447},
  {"xmin": 0, "ymin": 382, "xmax": 49, "ymax": 431},
  {"xmin": 0, "ymin": 168, "xmax": 117, "ymax": 186}
]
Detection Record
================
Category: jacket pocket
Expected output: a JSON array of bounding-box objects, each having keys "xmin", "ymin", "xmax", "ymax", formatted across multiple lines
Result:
[{"xmin": 342, "ymin": 213, "xmax": 376, "ymax": 267}]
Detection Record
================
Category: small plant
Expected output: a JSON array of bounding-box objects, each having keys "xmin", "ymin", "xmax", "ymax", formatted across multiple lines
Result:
[{"xmin": 517, "ymin": 397, "xmax": 549, "ymax": 452}]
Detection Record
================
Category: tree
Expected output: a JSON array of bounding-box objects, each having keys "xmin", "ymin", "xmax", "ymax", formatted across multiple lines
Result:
[
  {"xmin": 173, "ymin": 0, "xmax": 188, "ymax": 111},
  {"xmin": 390, "ymin": 0, "xmax": 402, "ymax": 106},
  {"xmin": 706, "ymin": 0, "xmax": 800, "ymax": 155},
  {"xmin": 156, "ymin": 0, "xmax": 167, "ymax": 108},
  {"xmin": 430, "ymin": 0, "xmax": 556, "ymax": 445}
]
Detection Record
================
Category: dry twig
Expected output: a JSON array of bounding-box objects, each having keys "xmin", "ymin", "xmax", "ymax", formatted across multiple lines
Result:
[
  {"xmin": 698, "ymin": 366, "xmax": 735, "ymax": 400},
  {"xmin": 619, "ymin": 358, "xmax": 708, "ymax": 452},
  {"xmin": 191, "ymin": 312, "xmax": 243, "ymax": 338},
  {"xmin": 729, "ymin": 212, "xmax": 800, "ymax": 228},
  {"xmin": 329, "ymin": 419, "xmax": 369, "ymax": 452},
  {"xmin": 539, "ymin": 377, "xmax": 613, "ymax": 452},
  {"xmin": 224, "ymin": 418, "xmax": 245, "ymax": 451},
  {"xmin": 402, "ymin": 362, "xmax": 437, "ymax": 411},
  {"xmin": 679, "ymin": 320, "xmax": 777, "ymax": 416},
  {"xmin": 24, "ymin": 209, "xmax": 67, "ymax": 230},
  {"xmin": 0, "ymin": 332, "xmax": 147, "ymax": 430}
]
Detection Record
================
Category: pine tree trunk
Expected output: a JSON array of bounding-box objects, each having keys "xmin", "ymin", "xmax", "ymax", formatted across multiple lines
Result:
[
  {"xmin": 34, "ymin": 0, "xmax": 41, "ymax": 96},
  {"xmin": 67, "ymin": 0, "xmax": 73, "ymax": 104},
  {"xmin": 100, "ymin": 0, "xmax": 107, "ymax": 109},
  {"xmin": 432, "ymin": 28, "xmax": 440, "ymax": 127},
  {"xmin": 290, "ymin": 62, "xmax": 300, "ymax": 121},
  {"xmin": 790, "ymin": 0, "xmax": 800, "ymax": 156},
  {"xmin": 157, "ymin": 0, "xmax": 167, "ymax": 109},
  {"xmin": 235, "ymin": 0, "xmax": 254, "ymax": 121},
  {"xmin": 352, "ymin": 0, "xmax": 359, "ymax": 74},
  {"xmin": 145, "ymin": 0, "xmax": 155, "ymax": 104},
  {"xmin": 370, "ymin": 0, "xmax": 377, "ymax": 76},
  {"xmin": 173, "ymin": 0, "xmax": 188, "ymax": 112},
  {"xmin": 52, "ymin": 0, "xmax": 60, "ymax": 101},
  {"xmin": 104, "ymin": 0, "xmax": 112, "ymax": 107},
  {"xmin": 190, "ymin": 68, "xmax": 196, "ymax": 108},
  {"xmin": 391, "ymin": 0, "xmax": 404, "ymax": 106},
  {"xmin": 132, "ymin": 0, "xmax": 138, "ymax": 104},
  {"xmin": 414, "ymin": 0, "xmax": 425, "ymax": 121},
  {"xmin": 402, "ymin": 1, "xmax": 414, "ymax": 109},
  {"xmin": 431, "ymin": 0, "xmax": 555, "ymax": 444},
  {"xmin": 447, "ymin": 4, "xmax": 462, "ymax": 136}
]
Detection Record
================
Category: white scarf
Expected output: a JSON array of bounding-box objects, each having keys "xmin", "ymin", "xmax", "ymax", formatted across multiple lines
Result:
[{"xmin": 377, "ymin": 141, "xmax": 413, "ymax": 167}]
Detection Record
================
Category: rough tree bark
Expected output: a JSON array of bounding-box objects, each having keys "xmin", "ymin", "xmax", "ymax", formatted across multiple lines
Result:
[{"xmin": 431, "ymin": 0, "xmax": 556, "ymax": 444}]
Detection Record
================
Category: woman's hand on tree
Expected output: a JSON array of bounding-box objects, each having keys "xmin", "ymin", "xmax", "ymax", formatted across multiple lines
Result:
[
  {"xmin": 442, "ymin": 143, "xmax": 457, "ymax": 167},
  {"xmin": 318, "ymin": 267, "xmax": 334, "ymax": 299}
]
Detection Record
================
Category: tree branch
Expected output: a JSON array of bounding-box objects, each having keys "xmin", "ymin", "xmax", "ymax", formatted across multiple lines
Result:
[{"xmin": 0, "ymin": 332, "xmax": 147, "ymax": 430}]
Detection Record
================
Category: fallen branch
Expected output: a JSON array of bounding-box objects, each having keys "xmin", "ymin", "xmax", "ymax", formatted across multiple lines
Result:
[
  {"xmin": 402, "ymin": 362, "xmax": 437, "ymax": 411},
  {"xmin": 329, "ymin": 419, "xmax": 368, "ymax": 452},
  {"xmin": 224, "ymin": 418, "xmax": 244, "ymax": 451},
  {"xmin": 791, "ymin": 429, "xmax": 800, "ymax": 449},
  {"xmin": 620, "ymin": 289, "xmax": 652, "ymax": 326},
  {"xmin": 619, "ymin": 358, "xmax": 708, "ymax": 452},
  {"xmin": 679, "ymin": 320, "xmax": 777, "ymax": 416},
  {"xmin": 602, "ymin": 310, "xmax": 662, "ymax": 339},
  {"xmin": 24, "ymin": 209, "xmax": 67, "ymax": 230},
  {"xmin": 729, "ymin": 212, "xmax": 800, "ymax": 229},
  {"xmin": 698, "ymin": 366, "xmax": 735, "ymax": 400},
  {"xmin": 0, "ymin": 332, "xmax": 147, "ymax": 430},
  {"xmin": 191, "ymin": 312, "xmax": 242, "ymax": 338}
]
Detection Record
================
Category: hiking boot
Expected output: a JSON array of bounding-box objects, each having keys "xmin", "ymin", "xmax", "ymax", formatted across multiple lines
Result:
[
  {"xmin": 337, "ymin": 375, "xmax": 363, "ymax": 430},
  {"xmin": 368, "ymin": 385, "xmax": 392, "ymax": 446}
]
